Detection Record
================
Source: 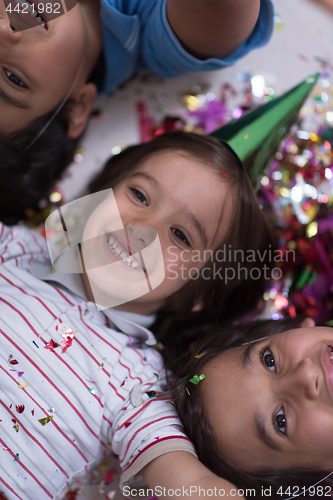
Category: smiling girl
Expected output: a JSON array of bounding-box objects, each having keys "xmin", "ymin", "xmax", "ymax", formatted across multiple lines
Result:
[
  {"xmin": 159, "ymin": 316, "xmax": 333, "ymax": 500},
  {"xmin": 83, "ymin": 131, "xmax": 276, "ymax": 354}
]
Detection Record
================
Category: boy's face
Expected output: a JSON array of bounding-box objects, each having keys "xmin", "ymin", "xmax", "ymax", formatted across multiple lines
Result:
[
  {"xmin": 201, "ymin": 326, "xmax": 333, "ymax": 473},
  {"xmin": 0, "ymin": 0, "xmax": 95, "ymax": 133}
]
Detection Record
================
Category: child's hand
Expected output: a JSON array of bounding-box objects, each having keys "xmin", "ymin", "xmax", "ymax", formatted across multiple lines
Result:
[{"xmin": 141, "ymin": 451, "xmax": 244, "ymax": 499}]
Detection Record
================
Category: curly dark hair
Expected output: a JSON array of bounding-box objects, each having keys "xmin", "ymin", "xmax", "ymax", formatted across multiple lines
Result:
[
  {"xmin": 167, "ymin": 316, "xmax": 333, "ymax": 500},
  {"xmin": 0, "ymin": 103, "xmax": 80, "ymax": 225}
]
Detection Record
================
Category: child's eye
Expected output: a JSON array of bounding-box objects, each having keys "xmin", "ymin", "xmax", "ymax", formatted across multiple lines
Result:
[
  {"xmin": 4, "ymin": 69, "xmax": 26, "ymax": 88},
  {"xmin": 274, "ymin": 407, "xmax": 287, "ymax": 435},
  {"xmin": 130, "ymin": 188, "xmax": 148, "ymax": 206},
  {"xmin": 260, "ymin": 346, "xmax": 276, "ymax": 372},
  {"xmin": 171, "ymin": 228, "xmax": 190, "ymax": 247}
]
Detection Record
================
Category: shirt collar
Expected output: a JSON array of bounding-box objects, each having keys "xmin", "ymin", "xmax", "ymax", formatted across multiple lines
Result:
[{"xmin": 31, "ymin": 259, "xmax": 157, "ymax": 345}]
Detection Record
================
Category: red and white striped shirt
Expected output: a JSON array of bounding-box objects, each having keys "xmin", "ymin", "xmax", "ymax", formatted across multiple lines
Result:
[{"xmin": 0, "ymin": 223, "xmax": 195, "ymax": 500}]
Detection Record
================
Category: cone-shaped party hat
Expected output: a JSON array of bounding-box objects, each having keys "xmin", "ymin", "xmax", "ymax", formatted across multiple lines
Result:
[{"xmin": 211, "ymin": 73, "xmax": 319, "ymax": 185}]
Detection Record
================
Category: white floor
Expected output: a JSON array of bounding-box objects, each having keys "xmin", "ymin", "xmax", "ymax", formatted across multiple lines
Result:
[{"xmin": 58, "ymin": 0, "xmax": 333, "ymax": 498}]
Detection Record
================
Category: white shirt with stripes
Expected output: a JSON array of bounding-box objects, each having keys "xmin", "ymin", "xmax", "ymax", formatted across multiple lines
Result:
[{"xmin": 0, "ymin": 223, "xmax": 195, "ymax": 500}]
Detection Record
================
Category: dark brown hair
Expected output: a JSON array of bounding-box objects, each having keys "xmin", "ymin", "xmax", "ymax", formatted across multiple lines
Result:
[
  {"xmin": 89, "ymin": 131, "xmax": 277, "ymax": 357},
  {"xmin": 168, "ymin": 317, "xmax": 333, "ymax": 499},
  {"xmin": 0, "ymin": 103, "xmax": 80, "ymax": 225}
]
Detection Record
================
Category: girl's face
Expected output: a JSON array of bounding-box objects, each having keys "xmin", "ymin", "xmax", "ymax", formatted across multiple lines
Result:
[
  {"xmin": 0, "ymin": 0, "xmax": 100, "ymax": 133},
  {"xmin": 81, "ymin": 150, "xmax": 232, "ymax": 314},
  {"xmin": 201, "ymin": 326, "xmax": 333, "ymax": 472}
]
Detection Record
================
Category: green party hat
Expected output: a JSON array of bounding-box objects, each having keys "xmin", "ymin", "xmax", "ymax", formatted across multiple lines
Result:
[{"xmin": 211, "ymin": 73, "xmax": 319, "ymax": 185}]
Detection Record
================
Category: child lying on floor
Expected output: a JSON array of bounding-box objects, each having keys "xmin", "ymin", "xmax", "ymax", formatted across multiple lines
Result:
[{"xmin": 0, "ymin": 131, "xmax": 275, "ymax": 498}]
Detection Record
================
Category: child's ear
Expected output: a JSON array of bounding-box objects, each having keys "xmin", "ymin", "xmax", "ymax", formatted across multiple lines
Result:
[
  {"xmin": 67, "ymin": 83, "xmax": 97, "ymax": 139},
  {"xmin": 301, "ymin": 317, "xmax": 316, "ymax": 328}
]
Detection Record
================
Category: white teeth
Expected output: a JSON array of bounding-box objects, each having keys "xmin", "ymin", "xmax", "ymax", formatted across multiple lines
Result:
[
  {"xmin": 16, "ymin": 0, "xmax": 45, "ymax": 25},
  {"xmin": 107, "ymin": 235, "xmax": 142, "ymax": 269}
]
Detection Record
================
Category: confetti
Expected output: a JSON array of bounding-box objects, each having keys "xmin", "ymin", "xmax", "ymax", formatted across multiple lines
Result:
[
  {"xmin": 194, "ymin": 352, "xmax": 206, "ymax": 359},
  {"xmin": 60, "ymin": 329, "xmax": 75, "ymax": 354},
  {"xmin": 124, "ymin": 422, "xmax": 131, "ymax": 428},
  {"xmin": 185, "ymin": 387, "xmax": 191, "ymax": 396},
  {"xmin": 146, "ymin": 391, "xmax": 156, "ymax": 398},
  {"xmin": 64, "ymin": 489, "xmax": 79, "ymax": 500},
  {"xmin": 38, "ymin": 416, "xmax": 53, "ymax": 426},
  {"xmin": 9, "ymin": 359, "xmax": 18, "ymax": 365},
  {"xmin": 89, "ymin": 388, "xmax": 96, "ymax": 395},
  {"xmin": 32, "ymin": 341, "xmax": 40, "ymax": 348},
  {"xmin": 18, "ymin": 382, "xmax": 29, "ymax": 389},
  {"xmin": 14, "ymin": 453, "xmax": 19, "ymax": 461},
  {"xmin": 221, "ymin": 170, "xmax": 229, "ymax": 178},
  {"xmin": 44, "ymin": 339, "xmax": 60, "ymax": 350},
  {"xmin": 17, "ymin": 372, "xmax": 24, "ymax": 377},
  {"xmin": 15, "ymin": 405, "xmax": 25, "ymax": 414},
  {"xmin": 31, "ymin": 409, "xmax": 35, "ymax": 416},
  {"xmin": 105, "ymin": 468, "xmax": 116, "ymax": 483},
  {"xmin": 189, "ymin": 374, "xmax": 205, "ymax": 385},
  {"xmin": 13, "ymin": 424, "xmax": 19, "ymax": 433}
]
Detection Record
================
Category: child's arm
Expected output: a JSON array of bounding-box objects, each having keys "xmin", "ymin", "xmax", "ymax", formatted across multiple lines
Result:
[
  {"xmin": 166, "ymin": 0, "xmax": 261, "ymax": 59},
  {"xmin": 141, "ymin": 451, "xmax": 245, "ymax": 499}
]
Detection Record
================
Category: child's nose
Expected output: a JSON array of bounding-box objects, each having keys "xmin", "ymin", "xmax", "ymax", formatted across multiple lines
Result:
[
  {"xmin": 276, "ymin": 358, "xmax": 320, "ymax": 401},
  {"xmin": 0, "ymin": 18, "xmax": 22, "ymax": 42}
]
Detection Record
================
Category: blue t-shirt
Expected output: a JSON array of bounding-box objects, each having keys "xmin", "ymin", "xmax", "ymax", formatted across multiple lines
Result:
[{"xmin": 100, "ymin": 0, "xmax": 274, "ymax": 93}]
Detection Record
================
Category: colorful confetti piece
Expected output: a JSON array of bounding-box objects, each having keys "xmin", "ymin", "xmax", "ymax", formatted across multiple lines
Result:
[
  {"xmin": 38, "ymin": 416, "xmax": 53, "ymax": 426},
  {"xmin": 189, "ymin": 374, "xmax": 205, "ymax": 385},
  {"xmin": 194, "ymin": 352, "xmax": 206, "ymax": 359},
  {"xmin": 44, "ymin": 339, "xmax": 60, "ymax": 350},
  {"xmin": 15, "ymin": 405, "xmax": 25, "ymax": 414},
  {"xmin": 146, "ymin": 391, "xmax": 156, "ymax": 398},
  {"xmin": 18, "ymin": 382, "xmax": 29, "ymax": 389}
]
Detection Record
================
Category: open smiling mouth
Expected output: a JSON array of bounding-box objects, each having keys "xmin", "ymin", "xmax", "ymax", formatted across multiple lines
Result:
[
  {"xmin": 10, "ymin": 0, "xmax": 48, "ymax": 30},
  {"xmin": 107, "ymin": 234, "xmax": 143, "ymax": 270}
]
